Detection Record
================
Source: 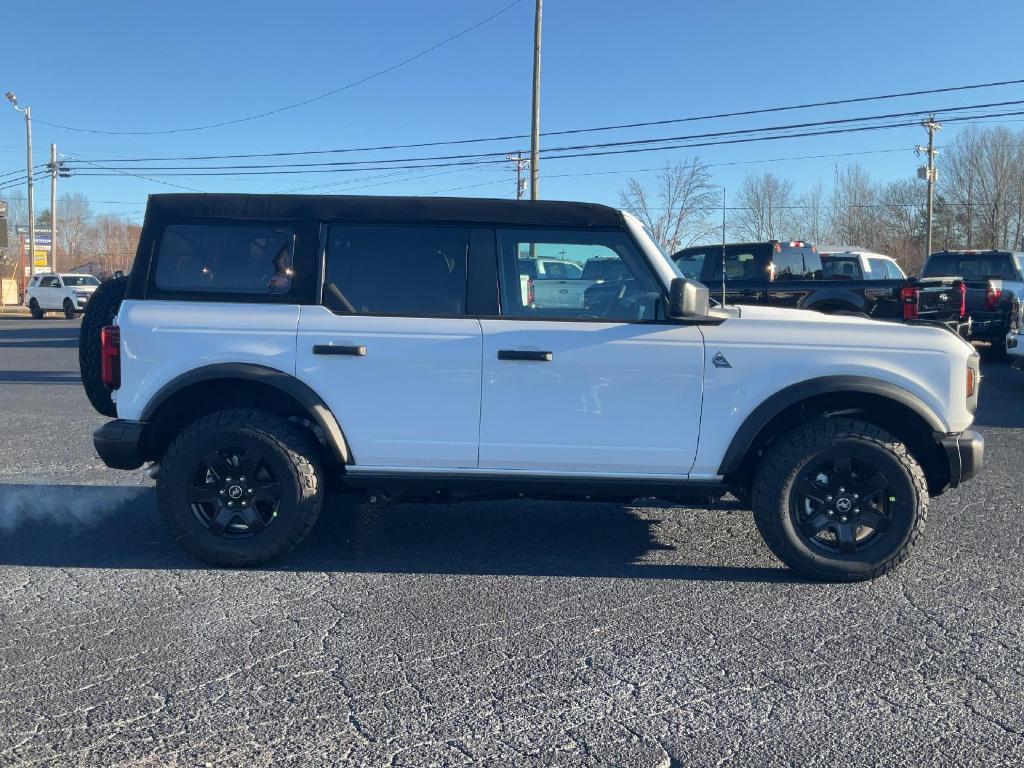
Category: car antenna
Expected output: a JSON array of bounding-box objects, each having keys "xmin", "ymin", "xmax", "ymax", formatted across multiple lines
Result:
[{"xmin": 720, "ymin": 186, "xmax": 727, "ymax": 307}]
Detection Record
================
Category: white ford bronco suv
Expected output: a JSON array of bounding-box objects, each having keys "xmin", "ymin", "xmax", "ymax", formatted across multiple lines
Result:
[
  {"xmin": 25, "ymin": 272, "xmax": 101, "ymax": 318},
  {"xmin": 84, "ymin": 194, "xmax": 984, "ymax": 581}
]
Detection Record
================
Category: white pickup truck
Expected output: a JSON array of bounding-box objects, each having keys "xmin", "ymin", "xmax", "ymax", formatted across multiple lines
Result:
[
  {"xmin": 24, "ymin": 272, "xmax": 101, "ymax": 318},
  {"xmin": 84, "ymin": 193, "xmax": 984, "ymax": 581}
]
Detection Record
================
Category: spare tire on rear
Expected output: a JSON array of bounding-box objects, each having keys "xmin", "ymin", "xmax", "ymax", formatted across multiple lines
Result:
[{"xmin": 79, "ymin": 275, "xmax": 127, "ymax": 417}]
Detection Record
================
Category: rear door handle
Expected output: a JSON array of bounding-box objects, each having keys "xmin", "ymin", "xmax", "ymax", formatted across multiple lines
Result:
[
  {"xmin": 497, "ymin": 349, "xmax": 553, "ymax": 362},
  {"xmin": 313, "ymin": 344, "xmax": 367, "ymax": 356}
]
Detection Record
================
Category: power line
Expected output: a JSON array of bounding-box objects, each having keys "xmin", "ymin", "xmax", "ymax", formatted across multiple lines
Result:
[
  {"xmin": 61, "ymin": 77, "xmax": 1024, "ymax": 161},
  {"xmin": 64, "ymin": 99, "xmax": 1024, "ymax": 175},
  {"xmin": 66, "ymin": 108, "xmax": 1024, "ymax": 178},
  {"xmin": 29, "ymin": 0, "xmax": 527, "ymax": 136}
]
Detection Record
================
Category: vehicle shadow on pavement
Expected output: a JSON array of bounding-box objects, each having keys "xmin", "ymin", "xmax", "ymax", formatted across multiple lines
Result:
[
  {"xmin": 0, "ymin": 322, "xmax": 79, "ymax": 349},
  {"xmin": 0, "ymin": 484, "xmax": 792, "ymax": 583}
]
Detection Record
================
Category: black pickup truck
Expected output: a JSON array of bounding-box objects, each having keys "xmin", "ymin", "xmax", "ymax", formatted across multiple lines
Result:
[
  {"xmin": 672, "ymin": 241, "xmax": 966, "ymax": 326},
  {"xmin": 921, "ymin": 250, "xmax": 1024, "ymax": 353}
]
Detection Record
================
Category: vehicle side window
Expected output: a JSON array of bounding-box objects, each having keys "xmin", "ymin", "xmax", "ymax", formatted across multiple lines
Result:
[
  {"xmin": 541, "ymin": 261, "xmax": 581, "ymax": 279},
  {"xmin": 41, "ymin": 276, "xmax": 60, "ymax": 288},
  {"xmin": 772, "ymin": 249, "xmax": 822, "ymax": 280},
  {"xmin": 885, "ymin": 260, "xmax": 906, "ymax": 279},
  {"xmin": 708, "ymin": 250, "xmax": 761, "ymax": 283},
  {"xmin": 867, "ymin": 258, "xmax": 890, "ymax": 280},
  {"xmin": 324, "ymin": 225, "xmax": 468, "ymax": 316},
  {"xmin": 155, "ymin": 224, "xmax": 296, "ymax": 295},
  {"xmin": 497, "ymin": 229, "xmax": 661, "ymax": 321},
  {"xmin": 673, "ymin": 250, "xmax": 706, "ymax": 280}
]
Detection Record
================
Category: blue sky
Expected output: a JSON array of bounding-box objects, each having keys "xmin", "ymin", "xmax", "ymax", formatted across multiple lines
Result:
[{"xmin": 3, "ymin": 0, "xmax": 1024, "ymax": 222}]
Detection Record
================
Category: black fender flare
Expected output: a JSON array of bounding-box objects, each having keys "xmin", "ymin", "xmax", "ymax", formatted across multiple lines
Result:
[
  {"xmin": 716, "ymin": 375, "xmax": 947, "ymax": 475},
  {"xmin": 141, "ymin": 363, "xmax": 351, "ymax": 464}
]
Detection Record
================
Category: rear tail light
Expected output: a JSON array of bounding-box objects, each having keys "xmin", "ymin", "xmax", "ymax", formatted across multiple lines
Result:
[
  {"xmin": 901, "ymin": 285, "xmax": 920, "ymax": 320},
  {"xmin": 101, "ymin": 325, "xmax": 121, "ymax": 390},
  {"xmin": 958, "ymin": 281, "xmax": 967, "ymax": 319},
  {"xmin": 526, "ymin": 277, "xmax": 535, "ymax": 306},
  {"xmin": 986, "ymin": 285, "xmax": 1003, "ymax": 312}
]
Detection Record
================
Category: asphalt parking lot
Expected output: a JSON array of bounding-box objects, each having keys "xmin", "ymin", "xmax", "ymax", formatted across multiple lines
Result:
[{"xmin": 1, "ymin": 316, "xmax": 1022, "ymax": 767}]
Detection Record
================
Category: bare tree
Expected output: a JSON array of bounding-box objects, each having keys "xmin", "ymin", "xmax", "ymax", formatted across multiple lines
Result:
[
  {"xmin": 619, "ymin": 159, "xmax": 719, "ymax": 253},
  {"xmin": 877, "ymin": 178, "xmax": 925, "ymax": 273},
  {"xmin": 57, "ymin": 193, "xmax": 94, "ymax": 271},
  {"xmin": 829, "ymin": 164, "xmax": 879, "ymax": 249},
  {"xmin": 791, "ymin": 181, "xmax": 831, "ymax": 244},
  {"xmin": 733, "ymin": 173, "xmax": 794, "ymax": 241}
]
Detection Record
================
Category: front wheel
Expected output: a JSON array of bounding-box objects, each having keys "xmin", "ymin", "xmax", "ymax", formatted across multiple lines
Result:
[
  {"xmin": 751, "ymin": 418, "xmax": 928, "ymax": 581},
  {"xmin": 157, "ymin": 409, "xmax": 323, "ymax": 567}
]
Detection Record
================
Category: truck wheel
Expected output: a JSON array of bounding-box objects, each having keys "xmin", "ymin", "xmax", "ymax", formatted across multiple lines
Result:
[
  {"xmin": 78, "ymin": 275, "xmax": 127, "ymax": 417},
  {"xmin": 157, "ymin": 409, "xmax": 323, "ymax": 567},
  {"xmin": 29, "ymin": 298, "xmax": 44, "ymax": 319},
  {"xmin": 63, "ymin": 298, "xmax": 76, "ymax": 319},
  {"xmin": 751, "ymin": 418, "xmax": 928, "ymax": 581}
]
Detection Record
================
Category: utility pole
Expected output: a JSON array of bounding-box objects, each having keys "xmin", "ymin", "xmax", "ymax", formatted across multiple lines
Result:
[
  {"xmin": 49, "ymin": 144, "xmax": 57, "ymax": 273},
  {"xmin": 529, "ymin": 0, "xmax": 542, "ymax": 200},
  {"xmin": 507, "ymin": 152, "xmax": 530, "ymax": 200},
  {"xmin": 5, "ymin": 92, "xmax": 35, "ymax": 278},
  {"xmin": 917, "ymin": 116, "xmax": 941, "ymax": 260}
]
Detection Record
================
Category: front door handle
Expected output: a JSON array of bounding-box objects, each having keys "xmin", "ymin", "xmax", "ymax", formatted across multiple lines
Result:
[
  {"xmin": 497, "ymin": 349, "xmax": 553, "ymax": 362},
  {"xmin": 313, "ymin": 344, "xmax": 367, "ymax": 356}
]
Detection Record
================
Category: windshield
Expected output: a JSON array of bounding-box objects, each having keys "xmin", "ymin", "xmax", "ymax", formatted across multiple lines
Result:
[{"xmin": 61, "ymin": 275, "xmax": 101, "ymax": 286}]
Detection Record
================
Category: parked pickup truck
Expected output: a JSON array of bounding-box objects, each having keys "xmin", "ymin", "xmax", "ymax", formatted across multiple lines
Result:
[
  {"xmin": 921, "ymin": 250, "xmax": 1024, "ymax": 354},
  {"xmin": 672, "ymin": 241, "xmax": 966, "ymax": 327}
]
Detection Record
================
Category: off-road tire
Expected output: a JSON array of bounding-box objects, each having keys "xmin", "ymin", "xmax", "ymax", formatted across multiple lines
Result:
[
  {"xmin": 63, "ymin": 298, "xmax": 76, "ymax": 319},
  {"xmin": 751, "ymin": 418, "xmax": 928, "ymax": 582},
  {"xmin": 157, "ymin": 409, "xmax": 323, "ymax": 567},
  {"xmin": 29, "ymin": 298, "xmax": 44, "ymax": 319},
  {"xmin": 78, "ymin": 275, "xmax": 127, "ymax": 417}
]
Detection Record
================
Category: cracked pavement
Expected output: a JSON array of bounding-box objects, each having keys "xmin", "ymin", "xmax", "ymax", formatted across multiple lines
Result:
[{"xmin": 1, "ymin": 317, "xmax": 1022, "ymax": 766}]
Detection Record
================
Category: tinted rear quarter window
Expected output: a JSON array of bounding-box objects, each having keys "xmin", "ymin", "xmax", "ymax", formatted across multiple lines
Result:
[
  {"xmin": 155, "ymin": 224, "xmax": 296, "ymax": 294},
  {"xmin": 324, "ymin": 225, "xmax": 468, "ymax": 316}
]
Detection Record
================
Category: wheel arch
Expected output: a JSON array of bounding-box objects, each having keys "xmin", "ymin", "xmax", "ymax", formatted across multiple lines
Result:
[
  {"xmin": 139, "ymin": 363, "xmax": 351, "ymax": 468},
  {"xmin": 718, "ymin": 376, "xmax": 952, "ymax": 495}
]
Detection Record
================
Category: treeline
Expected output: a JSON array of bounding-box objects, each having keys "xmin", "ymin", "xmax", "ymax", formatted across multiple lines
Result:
[
  {"xmin": 622, "ymin": 125, "xmax": 1024, "ymax": 276},
  {"xmin": 0, "ymin": 193, "xmax": 140, "ymax": 277}
]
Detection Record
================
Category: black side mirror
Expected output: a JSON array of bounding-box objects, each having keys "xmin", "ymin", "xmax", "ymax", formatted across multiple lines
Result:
[{"xmin": 667, "ymin": 277, "xmax": 710, "ymax": 318}]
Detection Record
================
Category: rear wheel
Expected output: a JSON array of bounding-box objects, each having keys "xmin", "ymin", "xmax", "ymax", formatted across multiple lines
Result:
[
  {"xmin": 29, "ymin": 298, "xmax": 43, "ymax": 319},
  {"xmin": 63, "ymin": 298, "xmax": 76, "ymax": 319},
  {"xmin": 79, "ymin": 275, "xmax": 127, "ymax": 416},
  {"xmin": 751, "ymin": 418, "xmax": 928, "ymax": 581},
  {"xmin": 157, "ymin": 409, "xmax": 323, "ymax": 567}
]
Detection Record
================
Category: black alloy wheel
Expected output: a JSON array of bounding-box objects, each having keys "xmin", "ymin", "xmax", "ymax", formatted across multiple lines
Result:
[
  {"xmin": 790, "ymin": 454, "xmax": 894, "ymax": 555},
  {"xmin": 186, "ymin": 447, "xmax": 284, "ymax": 538}
]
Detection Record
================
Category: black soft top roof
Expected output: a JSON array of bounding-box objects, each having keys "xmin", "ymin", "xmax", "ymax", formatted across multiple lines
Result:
[{"xmin": 144, "ymin": 193, "xmax": 625, "ymax": 228}]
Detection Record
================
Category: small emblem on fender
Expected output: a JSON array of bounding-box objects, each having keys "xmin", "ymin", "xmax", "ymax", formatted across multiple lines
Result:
[{"xmin": 712, "ymin": 351, "xmax": 732, "ymax": 368}]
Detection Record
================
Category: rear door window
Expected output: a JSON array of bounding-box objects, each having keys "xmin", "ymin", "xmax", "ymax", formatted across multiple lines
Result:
[
  {"xmin": 155, "ymin": 224, "xmax": 296, "ymax": 295},
  {"xmin": 323, "ymin": 225, "xmax": 468, "ymax": 316},
  {"xmin": 772, "ymin": 248, "xmax": 822, "ymax": 280}
]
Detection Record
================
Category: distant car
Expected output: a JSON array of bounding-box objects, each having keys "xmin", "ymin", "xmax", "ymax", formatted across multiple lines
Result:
[
  {"xmin": 820, "ymin": 250, "xmax": 907, "ymax": 281},
  {"xmin": 24, "ymin": 272, "xmax": 101, "ymax": 319}
]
